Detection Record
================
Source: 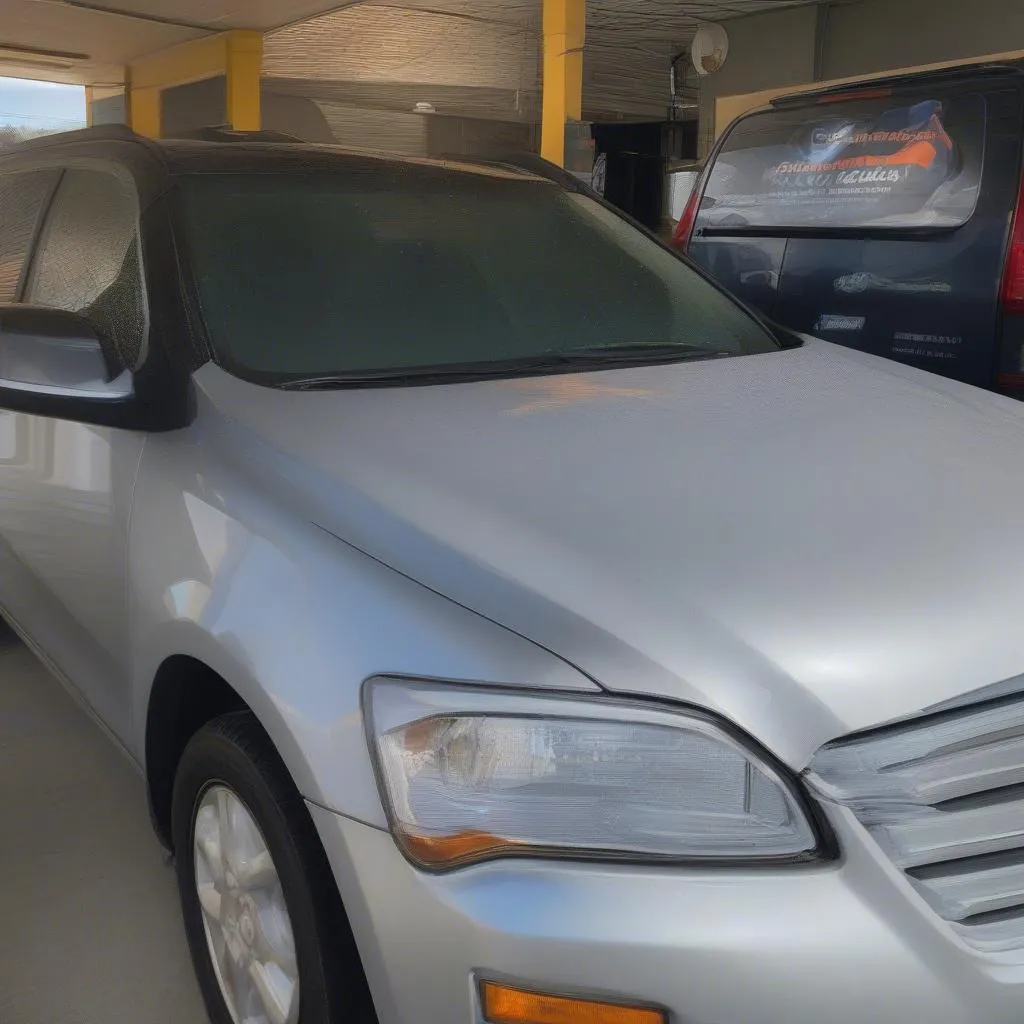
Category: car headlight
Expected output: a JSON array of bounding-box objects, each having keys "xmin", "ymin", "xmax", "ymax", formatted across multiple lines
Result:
[{"xmin": 365, "ymin": 678, "xmax": 821, "ymax": 869}]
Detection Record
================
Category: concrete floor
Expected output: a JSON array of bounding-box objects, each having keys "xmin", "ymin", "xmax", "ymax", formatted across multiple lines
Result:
[{"xmin": 0, "ymin": 631, "xmax": 208, "ymax": 1024}]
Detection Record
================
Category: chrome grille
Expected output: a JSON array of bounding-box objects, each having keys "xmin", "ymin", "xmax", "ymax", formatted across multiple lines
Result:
[{"xmin": 806, "ymin": 696, "xmax": 1024, "ymax": 952}]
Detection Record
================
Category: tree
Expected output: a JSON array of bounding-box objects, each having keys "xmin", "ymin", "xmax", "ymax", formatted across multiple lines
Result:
[{"xmin": 0, "ymin": 124, "xmax": 61, "ymax": 148}]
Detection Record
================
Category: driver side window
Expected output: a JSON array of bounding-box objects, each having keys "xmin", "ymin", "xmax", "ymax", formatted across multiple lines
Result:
[
  {"xmin": 0, "ymin": 170, "xmax": 58, "ymax": 302},
  {"xmin": 24, "ymin": 167, "xmax": 148, "ymax": 369}
]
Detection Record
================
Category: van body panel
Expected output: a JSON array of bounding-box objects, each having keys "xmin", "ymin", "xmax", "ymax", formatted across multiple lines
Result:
[{"xmin": 687, "ymin": 67, "xmax": 1024, "ymax": 392}]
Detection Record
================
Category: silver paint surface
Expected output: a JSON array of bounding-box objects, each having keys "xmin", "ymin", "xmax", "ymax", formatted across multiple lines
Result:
[{"xmin": 6, "ymin": 336, "xmax": 1024, "ymax": 1021}]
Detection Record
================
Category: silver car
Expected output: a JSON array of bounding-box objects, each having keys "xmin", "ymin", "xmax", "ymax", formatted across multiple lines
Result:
[{"xmin": 2, "ymin": 126, "xmax": 1024, "ymax": 1024}]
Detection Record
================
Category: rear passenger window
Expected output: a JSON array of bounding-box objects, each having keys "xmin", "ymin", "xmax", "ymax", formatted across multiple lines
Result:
[
  {"xmin": 24, "ymin": 167, "xmax": 148, "ymax": 367},
  {"xmin": 702, "ymin": 93, "xmax": 985, "ymax": 230},
  {"xmin": 0, "ymin": 171, "xmax": 58, "ymax": 302}
]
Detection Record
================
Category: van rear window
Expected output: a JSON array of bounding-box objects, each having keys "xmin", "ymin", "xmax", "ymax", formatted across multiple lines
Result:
[{"xmin": 700, "ymin": 93, "xmax": 985, "ymax": 230}]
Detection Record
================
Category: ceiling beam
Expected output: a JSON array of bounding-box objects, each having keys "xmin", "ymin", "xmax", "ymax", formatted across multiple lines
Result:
[{"xmin": 40, "ymin": 0, "xmax": 219, "ymax": 32}]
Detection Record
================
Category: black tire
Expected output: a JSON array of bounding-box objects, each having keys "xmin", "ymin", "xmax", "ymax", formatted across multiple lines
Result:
[{"xmin": 171, "ymin": 711, "xmax": 376, "ymax": 1024}]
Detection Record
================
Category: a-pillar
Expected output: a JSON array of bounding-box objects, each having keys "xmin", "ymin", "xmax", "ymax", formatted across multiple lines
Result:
[
  {"xmin": 127, "ymin": 30, "xmax": 263, "ymax": 139},
  {"xmin": 540, "ymin": 0, "xmax": 585, "ymax": 167}
]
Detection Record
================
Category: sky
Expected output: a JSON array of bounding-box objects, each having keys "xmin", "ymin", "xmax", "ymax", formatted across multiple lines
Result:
[{"xmin": 0, "ymin": 77, "xmax": 86, "ymax": 130}]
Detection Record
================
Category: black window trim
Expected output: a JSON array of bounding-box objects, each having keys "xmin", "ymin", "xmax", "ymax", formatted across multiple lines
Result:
[
  {"xmin": 22, "ymin": 160, "xmax": 155, "ymax": 372},
  {"xmin": 0, "ymin": 144, "xmax": 195, "ymax": 431},
  {"xmin": 8, "ymin": 167, "xmax": 64, "ymax": 304}
]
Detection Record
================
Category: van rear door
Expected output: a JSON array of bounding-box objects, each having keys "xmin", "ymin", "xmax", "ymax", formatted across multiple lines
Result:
[{"xmin": 688, "ymin": 78, "xmax": 1023, "ymax": 389}]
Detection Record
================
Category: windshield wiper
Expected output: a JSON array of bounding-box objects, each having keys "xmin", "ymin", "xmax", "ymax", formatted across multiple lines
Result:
[
  {"xmin": 558, "ymin": 342, "xmax": 733, "ymax": 362},
  {"xmin": 277, "ymin": 344, "xmax": 732, "ymax": 391},
  {"xmin": 278, "ymin": 361, "xmax": 553, "ymax": 390}
]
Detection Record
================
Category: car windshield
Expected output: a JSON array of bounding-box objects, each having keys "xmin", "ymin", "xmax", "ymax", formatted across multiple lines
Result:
[{"xmin": 177, "ymin": 164, "xmax": 778, "ymax": 385}]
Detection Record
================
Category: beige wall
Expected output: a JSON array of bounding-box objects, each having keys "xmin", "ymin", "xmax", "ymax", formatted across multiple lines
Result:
[
  {"xmin": 714, "ymin": 88, "xmax": 783, "ymax": 137},
  {"xmin": 714, "ymin": 45, "xmax": 1024, "ymax": 142},
  {"xmin": 697, "ymin": 4, "xmax": 818, "ymax": 154}
]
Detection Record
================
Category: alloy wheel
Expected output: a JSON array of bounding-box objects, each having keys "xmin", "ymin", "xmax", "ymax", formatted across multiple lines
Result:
[{"xmin": 193, "ymin": 783, "xmax": 300, "ymax": 1024}]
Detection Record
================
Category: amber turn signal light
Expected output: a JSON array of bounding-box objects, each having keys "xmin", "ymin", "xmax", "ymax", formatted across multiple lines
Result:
[
  {"xmin": 399, "ymin": 828, "xmax": 514, "ymax": 866},
  {"xmin": 480, "ymin": 981, "xmax": 666, "ymax": 1024}
]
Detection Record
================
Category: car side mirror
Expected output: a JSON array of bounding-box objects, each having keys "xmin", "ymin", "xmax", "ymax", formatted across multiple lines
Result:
[{"xmin": 0, "ymin": 305, "xmax": 138, "ymax": 427}]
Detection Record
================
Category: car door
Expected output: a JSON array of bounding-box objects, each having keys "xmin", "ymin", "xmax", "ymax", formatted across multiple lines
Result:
[
  {"xmin": 0, "ymin": 168, "xmax": 66, "ymax": 654},
  {"xmin": 0, "ymin": 163, "xmax": 148, "ymax": 741}
]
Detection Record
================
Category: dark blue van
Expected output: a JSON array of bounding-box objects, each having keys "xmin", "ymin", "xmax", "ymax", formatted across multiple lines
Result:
[{"xmin": 674, "ymin": 63, "xmax": 1024, "ymax": 395}]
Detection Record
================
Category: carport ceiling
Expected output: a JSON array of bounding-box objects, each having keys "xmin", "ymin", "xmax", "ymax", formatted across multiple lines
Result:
[
  {"xmin": 0, "ymin": 0, "xmax": 828, "ymax": 85},
  {"xmin": 345, "ymin": 0, "xmax": 832, "ymax": 55},
  {"xmin": 587, "ymin": 0, "xmax": 828, "ymax": 45},
  {"xmin": 0, "ymin": 0, "xmax": 365, "ymax": 83}
]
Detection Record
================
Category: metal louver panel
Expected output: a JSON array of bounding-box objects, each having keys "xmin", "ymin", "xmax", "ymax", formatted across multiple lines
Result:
[
  {"xmin": 317, "ymin": 102, "xmax": 429, "ymax": 156},
  {"xmin": 264, "ymin": 4, "xmax": 540, "ymax": 93},
  {"xmin": 585, "ymin": 35, "xmax": 679, "ymax": 121},
  {"xmin": 263, "ymin": 0, "xmax": 828, "ymax": 123}
]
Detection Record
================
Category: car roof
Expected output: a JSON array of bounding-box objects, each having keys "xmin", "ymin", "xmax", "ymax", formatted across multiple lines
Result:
[
  {"xmin": 158, "ymin": 138, "xmax": 551, "ymax": 181},
  {"xmin": 0, "ymin": 124, "xmax": 553, "ymax": 195}
]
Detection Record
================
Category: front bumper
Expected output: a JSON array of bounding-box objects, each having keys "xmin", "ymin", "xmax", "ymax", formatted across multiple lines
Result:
[{"xmin": 308, "ymin": 801, "xmax": 1024, "ymax": 1023}]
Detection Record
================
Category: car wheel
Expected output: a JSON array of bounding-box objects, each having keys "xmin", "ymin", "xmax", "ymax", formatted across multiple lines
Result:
[{"xmin": 172, "ymin": 711, "xmax": 376, "ymax": 1024}]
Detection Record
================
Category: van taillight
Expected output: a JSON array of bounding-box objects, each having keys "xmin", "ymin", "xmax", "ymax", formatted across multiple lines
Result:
[
  {"xmin": 671, "ymin": 188, "xmax": 701, "ymax": 250},
  {"xmin": 1001, "ymin": 177, "xmax": 1024, "ymax": 314}
]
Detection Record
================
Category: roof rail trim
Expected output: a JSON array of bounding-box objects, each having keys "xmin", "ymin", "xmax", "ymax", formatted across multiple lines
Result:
[
  {"xmin": 5, "ymin": 123, "xmax": 145, "ymax": 151},
  {"xmin": 188, "ymin": 125, "xmax": 307, "ymax": 143},
  {"xmin": 771, "ymin": 61, "xmax": 1024, "ymax": 107}
]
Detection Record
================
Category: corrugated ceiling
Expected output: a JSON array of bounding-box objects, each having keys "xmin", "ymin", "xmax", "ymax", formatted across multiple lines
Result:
[{"xmin": 0, "ymin": 0, "xmax": 826, "ymax": 119}]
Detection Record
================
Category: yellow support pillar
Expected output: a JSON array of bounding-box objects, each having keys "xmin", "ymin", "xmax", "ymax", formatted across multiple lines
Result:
[
  {"xmin": 128, "ymin": 29, "xmax": 263, "ymax": 138},
  {"xmin": 225, "ymin": 31, "xmax": 262, "ymax": 132},
  {"xmin": 84, "ymin": 86, "xmax": 94, "ymax": 127},
  {"xmin": 540, "ymin": 0, "xmax": 585, "ymax": 167},
  {"xmin": 128, "ymin": 84, "xmax": 161, "ymax": 138}
]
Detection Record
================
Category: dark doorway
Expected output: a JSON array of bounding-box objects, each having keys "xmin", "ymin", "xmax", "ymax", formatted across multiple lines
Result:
[{"xmin": 591, "ymin": 120, "xmax": 697, "ymax": 230}]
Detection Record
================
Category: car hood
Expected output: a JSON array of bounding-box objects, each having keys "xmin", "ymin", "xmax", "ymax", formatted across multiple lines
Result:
[{"xmin": 195, "ymin": 340, "xmax": 1024, "ymax": 768}]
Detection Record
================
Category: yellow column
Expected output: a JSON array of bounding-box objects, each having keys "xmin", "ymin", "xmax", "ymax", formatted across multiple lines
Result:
[
  {"xmin": 128, "ymin": 30, "xmax": 263, "ymax": 139},
  {"xmin": 226, "ymin": 31, "xmax": 263, "ymax": 131},
  {"xmin": 128, "ymin": 84, "xmax": 161, "ymax": 138},
  {"xmin": 84, "ymin": 86, "xmax": 94, "ymax": 127},
  {"xmin": 540, "ymin": 0, "xmax": 585, "ymax": 167}
]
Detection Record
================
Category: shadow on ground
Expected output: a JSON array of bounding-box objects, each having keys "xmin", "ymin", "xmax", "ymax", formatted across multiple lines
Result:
[{"xmin": 0, "ymin": 629, "xmax": 207, "ymax": 1024}]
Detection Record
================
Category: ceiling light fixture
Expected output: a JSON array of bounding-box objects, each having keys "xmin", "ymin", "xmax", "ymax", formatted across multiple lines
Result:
[{"xmin": 0, "ymin": 43, "xmax": 90, "ymax": 71}]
